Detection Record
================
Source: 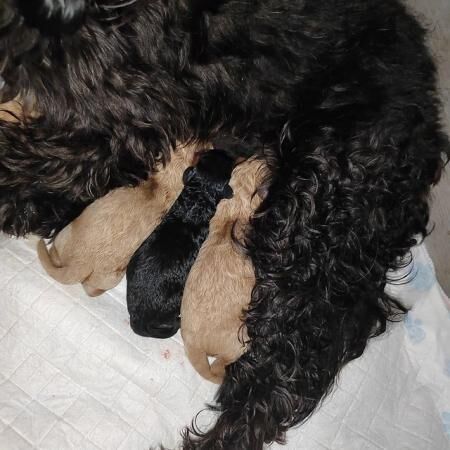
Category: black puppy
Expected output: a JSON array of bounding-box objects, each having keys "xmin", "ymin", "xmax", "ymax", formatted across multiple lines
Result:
[{"xmin": 126, "ymin": 150, "xmax": 234, "ymax": 339}]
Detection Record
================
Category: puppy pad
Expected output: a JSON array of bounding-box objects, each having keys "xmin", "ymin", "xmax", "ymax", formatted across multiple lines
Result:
[{"xmin": 0, "ymin": 235, "xmax": 448, "ymax": 449}]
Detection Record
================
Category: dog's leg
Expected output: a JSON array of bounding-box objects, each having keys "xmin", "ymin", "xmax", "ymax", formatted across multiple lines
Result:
[
  {"xmin": 0, "ymin": 119, "xmax": 153, "ymax": 237},
  {"xmin": 182, "ymin": 105, "xmax": 449, "ymax": 450},
  {"xmin": 0, "ymin": 188, "xmax": 84, "ymax": 238},
  {"xmin": 0, "ymin": 124, "xmax": 97, "ymax": 236},
  {"xmin": 82, "ymin": 285, "xmax": 105, "ymax": 297},
  {"xmin": 184, "ymin": 345, "xmax": 224, "ymax": 385},
  {"xmin": 82, "ymin": 270, "xmax": 125, "ymax": 297},
  {"xmin": 209, "ymin": 357, "xmax": 229, "ymax": 383}
]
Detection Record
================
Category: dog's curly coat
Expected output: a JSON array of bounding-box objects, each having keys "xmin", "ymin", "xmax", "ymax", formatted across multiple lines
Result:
[{"xmin": 1, "ymin": 0, "xmax": 449, "ymax": 448}]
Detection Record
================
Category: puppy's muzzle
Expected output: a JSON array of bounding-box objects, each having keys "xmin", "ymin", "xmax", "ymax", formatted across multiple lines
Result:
[{"xmin": 130, "ymin": 313, "xmax": 180, "ymax": 339}]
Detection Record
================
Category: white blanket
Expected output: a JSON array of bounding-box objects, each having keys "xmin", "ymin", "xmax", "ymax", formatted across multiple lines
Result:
[{"xmin": 0, "ymin": 235, "xmax": 448, "ymax": 449}]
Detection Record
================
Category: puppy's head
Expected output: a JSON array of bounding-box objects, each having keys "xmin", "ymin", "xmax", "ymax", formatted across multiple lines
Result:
[
  {"xmin": 129, "ymin": 310, "xmax": 180, "ymax": 339},
  {"xmin": 183, "ymin": 149, "xmax": 235, "ymax": 200}
]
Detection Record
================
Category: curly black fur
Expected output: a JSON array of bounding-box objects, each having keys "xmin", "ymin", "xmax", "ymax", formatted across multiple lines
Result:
[
  {"xmin": 126, "ymin": 149, "xmax": 234, "ymax": 339},
  {"xmin": 1, "ymin": 0, "xmax": 449, "ymax": 448},
  {"xmin": 18, "ymin": 0, "xmax": 87, "ymax": 34}
]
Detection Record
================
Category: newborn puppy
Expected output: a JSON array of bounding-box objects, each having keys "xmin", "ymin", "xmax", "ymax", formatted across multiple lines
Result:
[
  {"xmin": 37, "ymin": 144, "xmax": 197, "ymax": 296},
  {"xmin": 181, "ymin": 157, "xmax": 266, "ymax": 383},
  {"xmin": 126, "ymin": 150, "xmax": 235, "ymax": 339}
]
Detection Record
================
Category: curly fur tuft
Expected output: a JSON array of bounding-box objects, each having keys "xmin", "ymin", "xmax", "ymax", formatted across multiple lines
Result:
[{"xmin": 17, "ymin": 0, "xmax": 87, "ymax": 34}]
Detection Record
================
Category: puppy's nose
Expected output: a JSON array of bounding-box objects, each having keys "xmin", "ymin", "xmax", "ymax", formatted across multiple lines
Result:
[
  {"xmin": 129, "ymin": 314, "xmax": 180, "ymax": 339},
  {"xmin": 146, "ymin": 321, "xmax": 179, "ymax": 339}
]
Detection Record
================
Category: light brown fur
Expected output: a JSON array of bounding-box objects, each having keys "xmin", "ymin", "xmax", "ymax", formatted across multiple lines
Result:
[
  {"xmin": 0, "ymin": 99, "xmax": 23, "ymax": 121},
  {"xmin": 0, "ymin": 96, "xmax": 37, "ymax": 121},
  {"xmin": 180, "ymin": 157, "xmax": 267, "ymax": 384},
  {"xmin": 37, "ymin": 144, "xmax": 198, "ymax": 296}
]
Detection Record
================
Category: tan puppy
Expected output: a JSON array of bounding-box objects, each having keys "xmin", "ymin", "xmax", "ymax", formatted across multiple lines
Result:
[
  {"xmin": 37, "ymin": 144, "xmax": 198, "ymax": 296},
  {"xmin": 180, "ymin": 157, "xmax": 267, "ymax": 384}
]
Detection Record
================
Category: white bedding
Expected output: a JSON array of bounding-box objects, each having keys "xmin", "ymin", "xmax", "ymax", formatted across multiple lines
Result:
[{"xmin": 0, "ymin": 235, "xmax": 448, "ymax": 449}]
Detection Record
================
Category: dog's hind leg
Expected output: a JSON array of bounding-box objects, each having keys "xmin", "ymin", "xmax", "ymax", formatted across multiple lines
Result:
[
  {"xmin": 37, "ymin": 239, "xmax": 91, "ymax": 285},
  {"xmin": 184, "ymin": 345, "xmax": 223, "ymax": 384},
  {"xmin": 82, "ymin": 285, "xmax": 105, "ymax": 298},
  {"xmin": 0, "ymin": 118, "xmax": 154, "ymax": 237},
  {"xmin": 0, "ymin": 119, "xmax": 145, "ymax": 237},
  {"xmin": 82, "ymin": 270, "xmax": 125, "ymax": 297},
  {"xmin": 0, "ymin": 124, "xmax": 100, "ymax": 237},
  {"xmin": 209, "ymin": 357, "xmax": 230, "ymax": 382}
]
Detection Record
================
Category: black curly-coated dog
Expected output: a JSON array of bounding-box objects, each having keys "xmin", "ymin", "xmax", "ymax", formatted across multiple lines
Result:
[
  {"xmin": 1, "ymin": 0, "xmax": 449, "ymax": 448},
  {"xmin": 126, "ymin": 149, "xmax": 234, "ymax": 339}
]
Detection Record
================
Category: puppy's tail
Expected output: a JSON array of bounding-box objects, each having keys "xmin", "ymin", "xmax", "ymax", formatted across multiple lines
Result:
[
  {"xmin": 185, "ymin": 346, "xmax": 225, "ymax": 385},
  {"xmin": 37, "ymin": 239, "xmax": 88, "ymax": 285}
]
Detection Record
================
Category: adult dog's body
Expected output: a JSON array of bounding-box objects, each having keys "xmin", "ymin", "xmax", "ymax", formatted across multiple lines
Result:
[
  {"xmin": 1, "ymin": 0, "xmax": 449, "ymax": 448},
  {"xmin": 126, "ymin": 150, "xmax": 234, "ymax": 339}
]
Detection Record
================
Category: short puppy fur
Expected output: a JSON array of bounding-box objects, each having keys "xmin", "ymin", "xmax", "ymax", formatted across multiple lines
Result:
[
  {"xmin": 126, "ymin": 150, "xmax": 234, "ymax": 339},
  {"xmin": 181, "ymin": 157, "xmax": 266, "ymax": 384},
  {"xmin": 37, "ymin": 144, "xmax": 197, "ymax": 297}
]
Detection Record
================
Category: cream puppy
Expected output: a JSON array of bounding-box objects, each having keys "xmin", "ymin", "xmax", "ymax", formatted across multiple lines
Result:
[{"xmin": 181, "ymin": 157, "xmax": 267, "ymax": 383}]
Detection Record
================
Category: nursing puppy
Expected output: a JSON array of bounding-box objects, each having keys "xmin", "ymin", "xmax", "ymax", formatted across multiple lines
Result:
[
  {"xmin": 181, "ymin": 157, "xmax": 267, "ymax": 384},
  {"xmin": 37, "ymin": 144, "xmax": 197, "ymax": 297},
  {"xmin": 126, "ymin": 150, "xmax": 234, "ymax": 339}
]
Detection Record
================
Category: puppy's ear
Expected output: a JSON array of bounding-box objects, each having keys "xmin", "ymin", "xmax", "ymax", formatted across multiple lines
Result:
[
  {"xmin": 182, "ymin": 167, "xmax": 196, "ymax": 185},
  {"xmin": 222, "ymin": 185, "xmax": 233, "ymax": 199}
]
